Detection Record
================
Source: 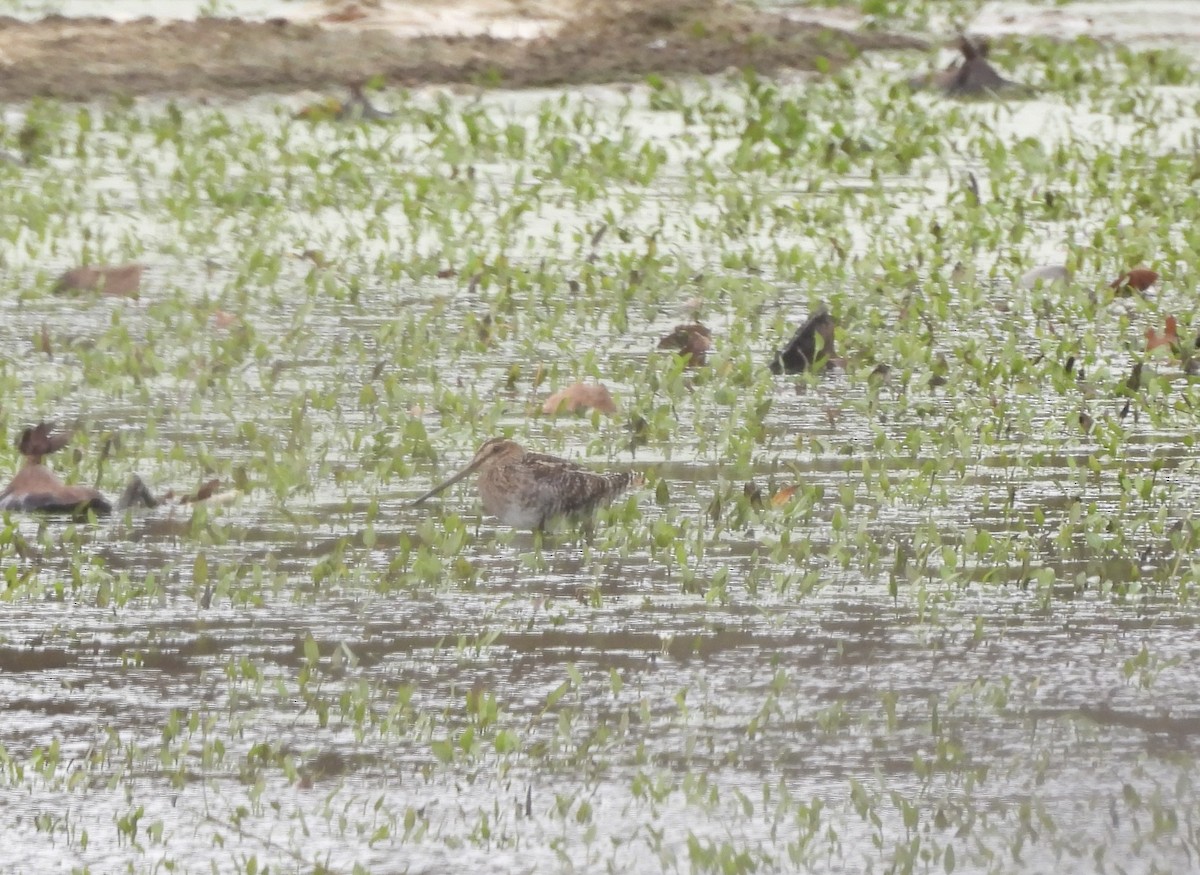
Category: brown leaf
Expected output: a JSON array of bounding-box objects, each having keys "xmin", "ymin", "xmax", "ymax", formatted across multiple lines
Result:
[
  {"xmin": 179, "ymin": 478, "xmax": 221, "ymax": 504},
  {"xmin": 771, "ymin": 485, "xmax": 798, "ymax": 507},
  {"xmin": 53, "ymin": 263, "xmax": 143, "ymax": 298},
  {"xmin": 212, "ymin": 310, "xmax": 239, "ymax": 330},
  {"xmin": 1145, "ymin": 316, "xmax": 1179, "ymax": 353},
  {"xmin": 1111, "ymin": 267, "xmax": 1158, "ymax": 295},
  {"xmin": 542, "ymin": 382, "xmax": 618, "ymax": 416}
]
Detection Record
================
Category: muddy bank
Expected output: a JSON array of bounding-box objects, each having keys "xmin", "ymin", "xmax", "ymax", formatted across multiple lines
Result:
[{"xmin": 0, "ymin": 1, "xmax": 922, "ymax": 101}]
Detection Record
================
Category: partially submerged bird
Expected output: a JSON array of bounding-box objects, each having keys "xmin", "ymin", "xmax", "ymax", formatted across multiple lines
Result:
[
  {"xmin": 770, "ymin": 307, "xmax": 836, "ymax": 375},
  {"xmin": 0, "ymin": 423, "xmax": 178, "ymax": 517},
  {"xmin": 658, "ymin": 322, "xmax": 713, "ymax": 366},
  {"xmin": 340, "ymin": 81, "xmax": 395, "ymax": 122},
  {"xmin": 909, "ymin": 34, "xmax": 1026, "ymax": 97},
  {"xmin": 0, "ymin": 423, "xmax": 112, "ymax": 516},
  {"xmin": 410, "ymin": 437, "xmax": 638, "ymax": 530}
]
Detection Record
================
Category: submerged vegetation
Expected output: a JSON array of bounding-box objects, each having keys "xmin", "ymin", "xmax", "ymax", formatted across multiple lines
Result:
[{"xmin": 2, "ymin": 14, "xmax": 1200, "ymax": 874}]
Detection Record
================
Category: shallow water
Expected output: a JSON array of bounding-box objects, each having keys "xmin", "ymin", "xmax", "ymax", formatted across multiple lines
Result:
[{"xmin": 3, "ymin": 42, "xmax": 1200, "ymax": 875}]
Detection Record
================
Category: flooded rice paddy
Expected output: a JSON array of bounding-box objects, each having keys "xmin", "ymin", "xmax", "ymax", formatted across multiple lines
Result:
[{"xmin": 3, "ymin": 34, "xmax": 1200, "ymax": 875}]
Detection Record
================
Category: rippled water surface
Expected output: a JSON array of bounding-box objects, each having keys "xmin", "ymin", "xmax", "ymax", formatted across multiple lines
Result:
[{"xmin": 3, "ymin": 34, "xmax": 1200, "ymax": 875}]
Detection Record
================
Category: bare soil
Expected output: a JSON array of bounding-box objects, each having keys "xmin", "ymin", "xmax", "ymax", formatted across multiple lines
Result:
[{"xmin": 0, "ymin": 0, "xmax": 923, "ymax": 101}]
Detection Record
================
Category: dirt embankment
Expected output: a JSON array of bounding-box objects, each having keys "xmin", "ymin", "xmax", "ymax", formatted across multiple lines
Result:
[{"xmin": 0, "ymin": 0, "xmax": 923, "ymax": 101}]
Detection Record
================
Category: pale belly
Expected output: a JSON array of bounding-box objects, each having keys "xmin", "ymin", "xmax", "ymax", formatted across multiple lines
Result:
[{"xmin": 480, "ymin": 491, "xmax": 546, "ymax": 529}]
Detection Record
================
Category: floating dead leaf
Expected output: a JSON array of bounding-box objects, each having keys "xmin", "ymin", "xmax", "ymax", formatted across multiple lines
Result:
[
  {"xmin": 53, "ymin": 263, "xmax": 143, "ymax": 298},
  {"xmin": 657, "ymin": 322, "xmax": 712, "ymax": 366},
  {"xmin": 542, "ymin": 382, "xmax": 617, "ymax": 416},
  {"xmin": 212, "ymin": 310, "xmax": 239, "ymax": 330},
  {"xmin": 1111, "ymin": 268, "xmax": 1158, "ymax": 295},
  {"xmin": 179, "ymin": 479, "xmax": 222, "ymax": 504},
  {"xmin": 770, "ymin": 485, "xmax": 798, "ymax": 507},
  {"xmin": 1145, "ymin": 316, "xmax": 1179, "ymax": 353}
]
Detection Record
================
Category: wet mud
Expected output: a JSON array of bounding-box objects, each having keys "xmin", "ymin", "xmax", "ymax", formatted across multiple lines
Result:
[{"xmin": 0, "ymin": 0, "xmax": 922, "ymax": 101}]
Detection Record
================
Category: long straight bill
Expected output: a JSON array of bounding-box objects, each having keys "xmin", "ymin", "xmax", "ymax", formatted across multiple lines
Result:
[{"xmin": 409, "ymin": 460, "xmax": 480, "ymax": 506}]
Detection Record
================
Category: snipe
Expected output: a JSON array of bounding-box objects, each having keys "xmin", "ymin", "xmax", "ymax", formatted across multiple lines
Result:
[{"xmin": 410, "ymin": 437, "xmax": 637, "ymax": 530}]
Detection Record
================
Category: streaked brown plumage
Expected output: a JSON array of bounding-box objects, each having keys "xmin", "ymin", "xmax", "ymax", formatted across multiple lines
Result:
[
  {"xmin": 0, "ymin": 423, "xmax": 112, "ymax": 516},
  {"xmin": 410, "ymin": 437, "xmax": 637, "ymax": 529}
]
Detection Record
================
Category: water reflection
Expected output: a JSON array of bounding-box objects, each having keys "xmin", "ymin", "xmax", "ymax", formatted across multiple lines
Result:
[{"xmin": 3, "ymin": 69, "xmax": 1200, "ymax": 875}]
